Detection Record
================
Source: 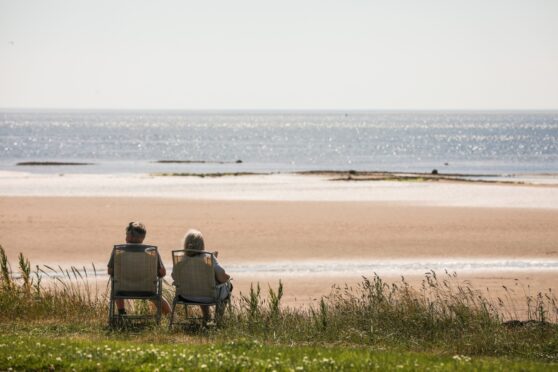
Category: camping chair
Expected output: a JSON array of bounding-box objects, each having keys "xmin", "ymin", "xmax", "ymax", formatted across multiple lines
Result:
[
  {"xmin": 169, "ymin": 249, "xmax": 230, "ymax": 329},
  {"xmin": 108, "ymin": 244, "xmax": 163, "ymax": 327}
]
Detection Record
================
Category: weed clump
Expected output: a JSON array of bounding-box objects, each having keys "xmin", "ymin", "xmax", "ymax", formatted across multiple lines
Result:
[{"xmin": 0, "ymin": 245, "xmax": 105, "ymax": 323}]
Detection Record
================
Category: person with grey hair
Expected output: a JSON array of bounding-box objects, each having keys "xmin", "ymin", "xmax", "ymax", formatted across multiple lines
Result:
[
  {"xmin": 174, "ymin": 228, "xmax": 232, "ymax": 321},
  {"xmin": 107, "ymin": 222, "xmax": 171, "ymax": 316}
]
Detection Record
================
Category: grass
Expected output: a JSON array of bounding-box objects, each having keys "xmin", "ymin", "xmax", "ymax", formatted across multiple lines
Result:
[
  {"xmin": 1, "ymin": 332, "xmax": 556, "ymax": 371},
  {"xmin": 297, "ymin": 170, "xmax": 528, "ymax": 185},
  {"xmin": 1, "ymin": 244, "xmax": 558, "ymax": 370}
]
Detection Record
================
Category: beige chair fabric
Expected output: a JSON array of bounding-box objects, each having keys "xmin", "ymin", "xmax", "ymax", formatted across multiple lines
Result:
[
  {"xmin": 113, "ymin": 247, "xmax": 158, "ymax": 294},
  {"xmin": 172, "ymin": 252, "xmax": 217, "ymax": 299}
]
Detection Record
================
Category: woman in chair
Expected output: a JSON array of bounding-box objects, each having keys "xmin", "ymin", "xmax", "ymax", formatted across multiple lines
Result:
[{"xmin": 173, "ymin": 229, "xmax": 232, "ymax": 322}]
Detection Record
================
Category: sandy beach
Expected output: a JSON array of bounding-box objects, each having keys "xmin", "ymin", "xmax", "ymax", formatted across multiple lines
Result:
[{"xmin": 1, "ymin": 172, "xmax": 557, "ymax": 316}]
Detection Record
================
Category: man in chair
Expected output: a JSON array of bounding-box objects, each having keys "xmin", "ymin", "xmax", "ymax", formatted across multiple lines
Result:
[{"xmin": 107, "ymin": 222, "xmax": 171, "ymax": 315}]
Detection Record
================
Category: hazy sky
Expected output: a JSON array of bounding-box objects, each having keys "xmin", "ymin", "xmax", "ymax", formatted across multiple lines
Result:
[{"xmin": 1, "ymin": 0, "xmax": 557, "ymax": 110}]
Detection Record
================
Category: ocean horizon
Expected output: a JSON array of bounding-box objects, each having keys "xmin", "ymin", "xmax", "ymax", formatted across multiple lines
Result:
[{"xmin": 2, "ymin": 109, "xmax": 557, "ymax": 175}]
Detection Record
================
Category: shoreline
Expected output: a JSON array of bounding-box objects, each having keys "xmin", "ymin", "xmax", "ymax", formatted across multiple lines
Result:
[
  {"xmin": 5, "ymin": 167, "xmax": 558, "ymax": 181},
  {"xmin": 1, "ymin": 172, "xmax": 557, "ymax": 208}
]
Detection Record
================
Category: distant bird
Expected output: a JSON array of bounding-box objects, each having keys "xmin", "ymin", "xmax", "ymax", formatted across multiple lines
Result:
[{"xmin": 9, "ymin": 41, "xmax": 15, "ymax": 46}]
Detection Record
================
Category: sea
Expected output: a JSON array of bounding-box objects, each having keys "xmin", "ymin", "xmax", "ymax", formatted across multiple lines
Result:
[{"xmin": 1, "ymin": 110, "xmax": 557, "ymax": 175}]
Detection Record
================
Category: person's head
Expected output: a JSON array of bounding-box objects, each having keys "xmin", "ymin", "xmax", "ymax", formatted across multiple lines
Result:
[
  {"xmin": 126, "ymin": 221, "xmax": 146, "ymax": 244},
  {"xmin": 183, "ymin": 229, "xmax": 205, "ymax": 256}
]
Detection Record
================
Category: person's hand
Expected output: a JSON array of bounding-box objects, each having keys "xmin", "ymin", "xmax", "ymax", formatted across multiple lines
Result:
[{"xmin": 213, "ymin": 251, "xmax": 219, "ymax": 258}]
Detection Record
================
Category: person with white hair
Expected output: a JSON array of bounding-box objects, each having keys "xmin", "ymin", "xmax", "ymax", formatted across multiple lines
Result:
[{"xmin": 174, "ymin": 228, "xmax": 232, "ymax": 321}]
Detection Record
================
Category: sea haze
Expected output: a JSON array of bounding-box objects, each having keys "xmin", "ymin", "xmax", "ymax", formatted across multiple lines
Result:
[{"xmin": 1, "ymin": 110, "xmax": 557, "ymax": 175}]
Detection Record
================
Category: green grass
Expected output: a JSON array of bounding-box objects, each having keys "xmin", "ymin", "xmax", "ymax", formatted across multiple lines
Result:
[
  {"xmin": 1, "ymin": 244, "xmax": 558, "ymax": 370},
  {"xmin": 1, "ymin": 331, "xmax": 556, "ymax": 371}
]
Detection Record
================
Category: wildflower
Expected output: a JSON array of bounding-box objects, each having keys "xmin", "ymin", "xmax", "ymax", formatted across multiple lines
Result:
[{"xmin": 453, "ymin": 355, "xmax": 471, "ymax": 362}]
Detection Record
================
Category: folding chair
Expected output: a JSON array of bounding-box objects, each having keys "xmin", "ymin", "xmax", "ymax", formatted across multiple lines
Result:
[
  {"xmin": 108, "ymin": 244, "xmax": 163, "ymax": 327},
  {"xmin": 169, "ymin": 249, "xmax": 230, "ymax": 329}
]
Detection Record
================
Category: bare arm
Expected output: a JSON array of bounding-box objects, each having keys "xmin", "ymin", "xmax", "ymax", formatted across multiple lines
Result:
[
  {"xmin": 216, "ymin": 270, "xmax": 230, "ymax": 284},
  {"xmin": 157, "ymin": 252, "xmax": 166, "ymax": 277},
  {"xmin": 214, "ymin": 259, "xmax": 230, "ymax": 283}
]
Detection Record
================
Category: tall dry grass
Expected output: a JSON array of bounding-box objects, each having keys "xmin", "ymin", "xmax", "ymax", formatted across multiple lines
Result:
[{"xmin": 0, "ymin": 245, "xmax": 106, "ymax": 323}]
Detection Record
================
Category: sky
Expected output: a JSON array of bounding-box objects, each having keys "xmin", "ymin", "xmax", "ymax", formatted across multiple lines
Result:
[{"xmin": 0, "ymin": 0, "xmax": 557, "ymax": 110}]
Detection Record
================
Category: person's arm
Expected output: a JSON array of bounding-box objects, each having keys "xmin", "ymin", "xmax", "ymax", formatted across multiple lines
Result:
[
  {"xmin": 214, "ymin": 262, "xmax": 230, "ymax": 283},
  {"xmin": 157, "ymin": 252, "xmax": 166, "ymax": 277},
  {"xmin": 216, "ymin": 270, "xmax": 230, "ymax": 283}
]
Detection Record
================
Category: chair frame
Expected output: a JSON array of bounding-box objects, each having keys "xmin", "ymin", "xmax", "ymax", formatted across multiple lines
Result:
[
  {"xmin": 169, "ymin": 249, "xmax": 230, "ymax": 329},
  {"xmin": 108, "ymin": 244, "xmax": 163, "ymax": 327}
]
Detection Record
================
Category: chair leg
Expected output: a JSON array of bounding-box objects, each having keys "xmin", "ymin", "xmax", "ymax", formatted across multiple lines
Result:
[
  {"xmin": 169, "ymin": 297, "xmax": 177, "ymax": 329},
  {"xmin": 156, "ymin": 279, "xmax": 162, "ymax": 325},
  {"xmin": 156, "ymin": 298, "xmax": 162, "ymax": 325},
  {"xmin": 216, "ymin": 302, "xmax": 225, "ymax": 325},
  {"xmin": 108, "ymin": 298, "xmax": 114, "ymax": 327},
  {"xmin": 108, "ymin": 278, "xmax": 116, "ymax": 328},
  {"xmin": 218, "ymin": 297, "xmax": 231, "ymax": 325}
]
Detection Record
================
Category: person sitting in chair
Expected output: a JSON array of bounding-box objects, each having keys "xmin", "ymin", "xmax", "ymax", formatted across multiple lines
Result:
[
  {"xmin": 107, "ymin": 221, "xmax": 171, "ymax": 315},
  {"xmin": 172, "ymin": 228, "xmax": 232, "ymax": 321}
]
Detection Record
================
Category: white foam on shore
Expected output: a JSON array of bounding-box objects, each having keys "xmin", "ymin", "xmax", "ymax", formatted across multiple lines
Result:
[
  {"xmin": 225, "ymin": 258, "xmax": 558, "ymax": 277},
  {"xmin": 18, "ymin": 258, "xmax": 558, "ymax": 280},
  {"xmin": 1, "ymin": 171, "xmax": 557, "ymax": 209}
]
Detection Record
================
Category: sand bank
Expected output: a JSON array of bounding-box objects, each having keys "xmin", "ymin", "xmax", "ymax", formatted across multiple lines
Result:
[{"xmin": 0, "ymin": 171, "xmax": 558, "ymax": 208}]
